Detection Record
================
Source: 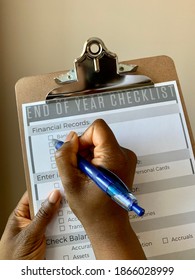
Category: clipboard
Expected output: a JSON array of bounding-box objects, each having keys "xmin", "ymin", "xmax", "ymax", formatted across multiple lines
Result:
[{"xmin": 15, "ymin": 38, "xmax": 195, "ymax": 260}]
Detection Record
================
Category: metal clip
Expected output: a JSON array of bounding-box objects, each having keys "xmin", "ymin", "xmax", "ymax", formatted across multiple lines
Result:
[{"xmin": 46, "ymin": 37, "xmax": 153, "ymax": 100}]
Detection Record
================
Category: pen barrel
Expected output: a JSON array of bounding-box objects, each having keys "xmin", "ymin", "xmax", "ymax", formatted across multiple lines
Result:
[
  {"xmin": 78, "ymin": 156, "xmax": 145, "ymax": 215},
  {"xmin": 78, "ymin": 156, "xmax": 135, "ymax": 201},
  {"xmin": 77, "ymin": 155, "xmax": 109, "ymax": 192}
]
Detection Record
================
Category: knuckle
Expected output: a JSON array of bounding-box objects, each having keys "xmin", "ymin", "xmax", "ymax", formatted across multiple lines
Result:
[
  {"xmin": 121, "ymin": 147, "xmax": 137, "ymax": 165},
  {"xmin": 128, "ymin": 149, "xmax": 137, "ymax": 164},
  {"xmin": 94, "ymin": 118, "xmax": 106, "ymax": 125}
]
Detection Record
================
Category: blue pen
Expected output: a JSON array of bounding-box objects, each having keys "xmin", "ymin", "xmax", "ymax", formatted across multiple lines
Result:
[{"xmin": 52, "ymin": 139, "xmax": 145, "ymax": 216}]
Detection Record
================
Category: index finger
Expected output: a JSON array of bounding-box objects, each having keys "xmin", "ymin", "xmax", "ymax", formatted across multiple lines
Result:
[{"xmin": 79, "ymin": 119, "xmax": 120, "ymax": 151}]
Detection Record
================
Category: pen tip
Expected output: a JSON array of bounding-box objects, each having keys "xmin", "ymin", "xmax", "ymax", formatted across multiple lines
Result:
[{"xmin": 52, "ymin": 139, "xmax": 64, "ymax": 150}]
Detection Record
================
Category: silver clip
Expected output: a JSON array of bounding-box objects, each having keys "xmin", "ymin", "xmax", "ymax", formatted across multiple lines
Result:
[
  {"xmin": 55, "ymin": 63, "xmax": 138, "ymax": 84},
  {"xmin": 46, "ymin": 37, "xmax": 153, "ymax": 100}
]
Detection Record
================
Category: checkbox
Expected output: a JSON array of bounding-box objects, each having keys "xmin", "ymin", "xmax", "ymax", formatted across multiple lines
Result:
[
  {"xmin": 49, "ymin": 149, "xmax": 55, "ymax": 155},
  {"xmin": 48, "ymin": 135, "xmax": 53, "ymax": 140},
  {"xmin": 162, "ymin": 237, "xmax": 169, "ymax": 244},
  {"xmin": 49, "ymin": 142, "xmax": 54, "ymax": 147},
  {"xmin": 58, "ymin": 210, "xmax": 63, "ymax": 216},
  {"xmin": 51, "ymin": 163, "xmax": 57, "ymax": 169},
  {"xmin": 50, "ymin": 156, "xmax": 55, "ymax": 162},
  {"xmin": 63, "ymin": 255, "xmax": 69, "ymax": 260},
  {"xmin": 54, "ymin": 182, "xmax": 60, "ymax": 189},
  {"xmin": 58, "ymin": 218, "xmax": 64, "ymax": 224},
  {"xmin": 59, "ymin": 225, "xmax": 65, "ymax": 232}
]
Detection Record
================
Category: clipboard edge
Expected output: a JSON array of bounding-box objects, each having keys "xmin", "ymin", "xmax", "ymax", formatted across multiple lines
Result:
[{"xmin": 15, "ymin": 55, "xmax": 195, "ymax": 218}]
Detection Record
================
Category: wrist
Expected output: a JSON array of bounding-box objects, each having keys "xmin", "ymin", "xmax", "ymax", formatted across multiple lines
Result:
[{"xmin": 83, "ymin": 214, "xmax": 145, "ymax": 260}]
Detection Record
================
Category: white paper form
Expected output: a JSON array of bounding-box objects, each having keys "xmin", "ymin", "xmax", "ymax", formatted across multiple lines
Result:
[{"xmin": 22, "ymin": 81, "xmax": 195, "ymax": 260}]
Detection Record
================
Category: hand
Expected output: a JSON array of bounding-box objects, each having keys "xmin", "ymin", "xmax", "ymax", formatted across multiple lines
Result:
[
  {"xmin": 0, "ymin": 190, "xmax": 61, "ymax": 260},
  {"xmin": 55, "ymin": 119, "xmax": 145, "ymax": 259},
  {"xmin": 56, "ymin": 119, "xmax": 136, "ymax": 227}
]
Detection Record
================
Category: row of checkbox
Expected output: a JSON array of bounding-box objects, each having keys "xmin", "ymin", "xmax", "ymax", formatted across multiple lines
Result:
[
  {"xmin": 58, "ymin": 208, "xmax": 66, "ymax": 232},
  {"xmin": 48, "ymin": 136, "xmax": 66, "ymax": 232},
  {"xmin": 48, "ymin": 135, "xmax": 57, "ymax": 169}
]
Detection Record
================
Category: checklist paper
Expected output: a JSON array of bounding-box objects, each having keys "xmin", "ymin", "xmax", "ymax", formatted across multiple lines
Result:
[{"xmin": 22, "ymin": 81, "xmax": 195, "ymax": 260}]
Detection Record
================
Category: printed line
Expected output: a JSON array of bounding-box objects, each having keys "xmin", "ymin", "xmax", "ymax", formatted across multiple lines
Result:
[
  {"xmin": 29, "ymin": 136, "xmax": 35, "ymax": 173},
  {"xmin": 35, "ymin": 184, "xmax": 39, "ymax": 201}
]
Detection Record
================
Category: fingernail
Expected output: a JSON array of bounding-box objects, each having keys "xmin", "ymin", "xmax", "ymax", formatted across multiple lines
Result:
[
  {"xmin": 65, "ymin": 131, "xmax": 75, "ymax": 142},
  {"xmin": 48, "ymin": 190, "xmax": 61, "ymax": 204}
]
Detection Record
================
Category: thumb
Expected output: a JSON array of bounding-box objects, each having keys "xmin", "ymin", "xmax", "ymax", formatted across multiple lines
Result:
[{"xmin": 28, "ymin": 190, "xmax": 61, "ymax": 237}]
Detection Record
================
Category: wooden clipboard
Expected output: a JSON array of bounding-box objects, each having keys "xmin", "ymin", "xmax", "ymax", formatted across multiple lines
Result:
[{"xmin": 15, "ymin": 48, "xmax": 195, "ymax": 216}]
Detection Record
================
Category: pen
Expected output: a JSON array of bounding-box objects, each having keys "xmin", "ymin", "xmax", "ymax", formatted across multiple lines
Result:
[{"xmin": 52, "ymin": 139, "xmax": 145, "ymax": 216}]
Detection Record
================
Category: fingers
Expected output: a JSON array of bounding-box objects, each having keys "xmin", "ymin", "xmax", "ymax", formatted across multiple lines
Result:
[
  {"xmin": 79, "ymin": 119, "xmax": 119, "ymax": 152},
  {"xmin": 80, "ymin": 119, "xmax": 137, "ymax": 174},
  {"xmin": 55, "ymin": 131, "xmax": 83, "ymax": 193},
  {"xmin": 56, "ymin": 119, "xmax": 137, "ymax": 188},
  {"xmin": 27, "ymin": 189, "xmax": 61, "ymax": 237},
  {"xmin": 2, "ymin": 192, "xmax": 31, "ymax": 238},
  {"xmin": 79, "ymin": 119, "xmax": 120, "ymax": 167},
  {"xmin": 1, "ymin": 190, "xmax": 61, "ymax": 242},
  {"xmin": 55, "ymin": 119, "xmax": 124, "ymax": 188}
]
